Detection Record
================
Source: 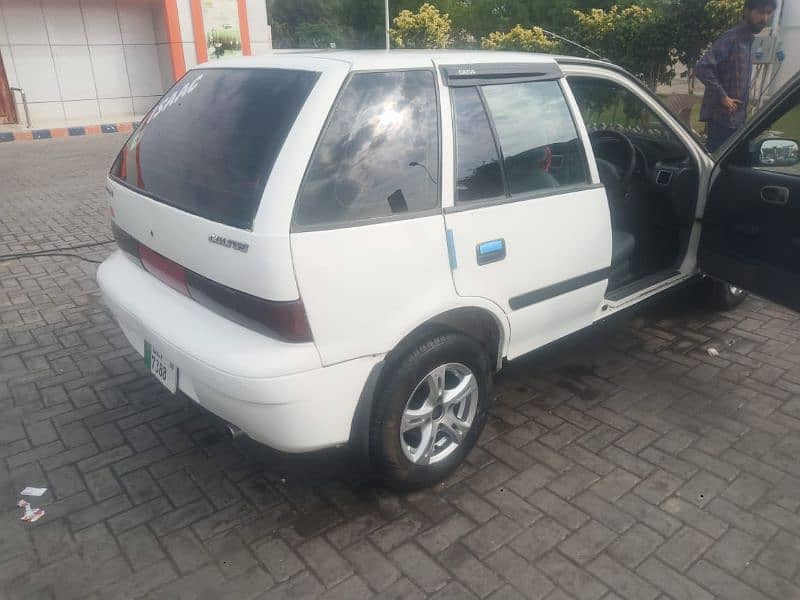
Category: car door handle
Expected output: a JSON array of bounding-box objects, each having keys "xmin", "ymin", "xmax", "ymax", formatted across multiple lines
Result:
[
  {"xmin": 476, "ymin": 239, "xmax": 506, "ymax": 266},
  {"xmin": 761, "ymin": 186, "xmax": 790, "ymax": 206}
]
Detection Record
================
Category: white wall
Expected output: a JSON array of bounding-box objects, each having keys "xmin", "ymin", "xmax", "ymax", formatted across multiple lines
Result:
[
  {"xmin": 771, "ymin": 0, "xmax": 799, "ymax": 95},
  {"xmin": 0, "ymin": 0, "xmax": 169, "ymax": 125},
  {"xmin": 246, "ymin": 0, "xmax": 271, "ymax": 55}
]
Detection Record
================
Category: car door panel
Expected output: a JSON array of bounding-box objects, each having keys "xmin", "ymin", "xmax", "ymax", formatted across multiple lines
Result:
[
  {"xmin": 446, "ymin": 187, "xmax": 611, "ymax": 358},
  {"xmin": 701, "ymin": 165, "xmax": 800, "ymax": 309},
  {"xmin": 438, "ymin": 64, "xmax": 612, "ymax": 360},
  {"xmin": 699, "ymin": 74, "xmax": 800, "ymax": 311}
]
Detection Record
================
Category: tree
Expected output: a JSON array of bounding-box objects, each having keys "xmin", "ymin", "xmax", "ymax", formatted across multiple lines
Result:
[
  {"xmin": 269, "ymin": 0, "xmax": 383, "ymax": 49},
  {"xmin": 295, "ymin": 22, "xmax": 342, "ymax": 48},
  {"xmin": 673, "ymin": 0, "xmax": 744, "ymax": 93},
  {"xmin": 390, "ymin": 3, "xmax": 452, "ymax": 49},
  {"xmin": 481, "ymin": 25, "xmax": 559, "ymax": 53},
  {"xmin": 571, "ymin": 5, "xmax": 676, "ymax": 89},
  {"xmin": 392, "ymin": 0, "xmax": 622, "ymax": 44}
]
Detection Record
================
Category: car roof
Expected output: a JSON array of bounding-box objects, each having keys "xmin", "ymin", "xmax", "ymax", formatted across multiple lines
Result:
[{"xmin": 201, "ymin": 49, "xmax": 573, "ymax": 72}]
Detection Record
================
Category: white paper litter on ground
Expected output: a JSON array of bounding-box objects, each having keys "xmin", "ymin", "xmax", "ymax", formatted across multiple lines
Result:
[
  {"xmin": 707, "ymin": 347, "xmax": 720, "ymax": 357},
  {"xmin": 20, "ymin": 487, "xmax": 47, "ymax": 497}
]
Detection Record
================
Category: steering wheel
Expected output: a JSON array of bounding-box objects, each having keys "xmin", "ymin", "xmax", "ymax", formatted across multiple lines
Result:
[{"xmin": 589, "ymin": 129, "xmax": 637, "ymax": 193}]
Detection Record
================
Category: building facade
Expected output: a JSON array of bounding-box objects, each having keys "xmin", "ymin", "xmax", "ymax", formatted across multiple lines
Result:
[
  {"xmin": 0, "ymin": 0, "xmax": 271, "ymax": 127},
  {"xmin": 770, "ymin": 0, "xmax": 799, "ymax": 95}
]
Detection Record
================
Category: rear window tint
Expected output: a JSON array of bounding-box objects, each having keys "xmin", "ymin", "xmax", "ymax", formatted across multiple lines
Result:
[
  {"xmin": 452, "ymin": 87, "xmax": 505, "ymax": 203},
  {"xmin": 294, "ymin": 70, "xmax": 439, "ymax": 229},
  {"xmin": 481, "ymin": 80, "xmax": 589, "ymax": 195},
  {"xmin": 111, "ymin": 68, "xmax": 319, "ymax": 229}
]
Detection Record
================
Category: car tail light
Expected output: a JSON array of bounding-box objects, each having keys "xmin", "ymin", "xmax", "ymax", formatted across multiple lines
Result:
[
  {"xmin": 110, "ymin": 223, "xmax": 313, "ymax": 343},
  {"xmin": 140, "ymin": 244, "xmax": 189, "ymax": 296},
  {"xmin": 186, "ymin": 272, "xmax": 313, "ymax": 343}
]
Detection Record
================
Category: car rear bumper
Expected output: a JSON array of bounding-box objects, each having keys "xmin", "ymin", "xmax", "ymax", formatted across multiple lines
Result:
[{"xmin": 97, "ymin": 250, "xmax": 381, "ymax": 452}]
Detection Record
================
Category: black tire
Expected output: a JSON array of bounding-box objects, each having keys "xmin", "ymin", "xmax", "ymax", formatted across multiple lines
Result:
[
  {"xmin": 370, "ymin": 333, "xmax": 492, "ymax": 491},
  {"xmin": 706, "ymin": 278, "xmax": 747, "ymax": 311}
]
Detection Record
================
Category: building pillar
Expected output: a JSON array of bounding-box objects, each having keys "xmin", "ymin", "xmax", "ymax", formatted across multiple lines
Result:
[
  {"xmin": 164, "ymin": 0, "xmax": 271, "ymax": 80},
  {"xmin": 246, "ymin": 0, "xmax": 272, "ymax": 54},
  {"xmin": 237, "ymin": 0, "xmax": 252, "ymax": 55},
  {"xmin": 163, "ymin": 0, "xmax": 187, "ymax": 81},
  {"xmin": 189, "ymin": 0, "xmax": 209, "ymax": 65}
]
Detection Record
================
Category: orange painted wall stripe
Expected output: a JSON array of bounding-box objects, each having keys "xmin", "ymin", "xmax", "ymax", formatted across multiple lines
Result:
[
  {"xmin": 190, "ymin": 0, "xmax": 208, "ymax": 64},
  {"xmin": 237, "ymin": 0, "xmax": 251, "ymax": 55},
  {"xmin": 163, "ymin": 0, "xmax": 186, "ymax": 80}
]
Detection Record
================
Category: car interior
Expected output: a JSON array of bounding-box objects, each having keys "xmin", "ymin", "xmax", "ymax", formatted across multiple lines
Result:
[{"xmin": 568, "ymin": 76, "xmax": 701, "ymax": 297}]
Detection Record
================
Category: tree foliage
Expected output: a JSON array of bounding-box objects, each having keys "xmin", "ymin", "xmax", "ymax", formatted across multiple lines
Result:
[
  {"xmin": 270, "ymin": 0, "xmax": 383, "ymax": 49},
  {"xmin": 390, "ymin": 3, "xmax": 452, "ymax": 48},
  {"xmin": 672, "ymin": 0, "xmax": 745, "ymax": 91},
  {"xmin": 268, "ymin": 0, "xmax": 746, "ymax": 91},
  {"xmin": 570, "ymin": 5, "xmax": 676, "ymax": 89},
  {"xmin": 481, "ymin": 25, "xmax": 558, "ymax": 53}
]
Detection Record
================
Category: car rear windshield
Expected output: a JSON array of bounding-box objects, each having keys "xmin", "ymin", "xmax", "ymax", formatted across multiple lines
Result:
[{"xmin": 111, "ymin": 68, "xmax": 319, "ymax": 229}]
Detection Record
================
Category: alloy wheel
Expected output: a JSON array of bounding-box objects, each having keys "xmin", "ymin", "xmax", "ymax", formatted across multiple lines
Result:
[{"xmin": 399, "ymin": 363, "xmax": 478, "ymax": 465}]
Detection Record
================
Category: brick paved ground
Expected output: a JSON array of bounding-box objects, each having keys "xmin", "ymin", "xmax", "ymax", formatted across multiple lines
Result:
[{"xmin": 4, "ymin": 135, "xmax": 800, "ymax": 600}]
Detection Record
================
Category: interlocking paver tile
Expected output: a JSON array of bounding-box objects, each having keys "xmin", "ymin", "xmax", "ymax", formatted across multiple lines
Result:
[
  {"xmin": 740, "ymin": 561, "xmax": 800, "ymax": 600},
  {"xmin": 376, "ymin": 576, "xmax": 426, "ymax": 599},
  {"xmin": 117, "ymin": 525, "xmax": 167, "ymax": 571},
  {"xmin": 607, "ymin": 523, "xmax": 664, "ymax": 569},
  {"xmin": 390, "ymin": 542, "xmax": 450, "ymax": 594},
  {"xmin": 655, "ymin": 525, "xmax": 713, "ymax": 572},
  {"xmin": 161, "ymin": 527, "xmax": 212, "ymax": 574},
  {"xmin": 636, "ymin": 557, "xmax": 713, "ymax": 600},
  {"xmin": 6, "ymin": 134, "xmax": 800, "ymax": 598},
  {"xmin": 548, "ymin": 465, "xmax": 600, "ymax": 500},
  {"xmin": 484, "ymin": 546, "xmax": 554, "ymax": 600},
  {"xmin": 509, "ymin": 517, "xmax": 569, "ymax": 562},
  {"xmin": 462, "ymin": 514, "xmax": 521, "ymax": 559},
  {"xmin": 705, "ymin": 528, "xmax": 763, "ymax": 575},
  {"xmin": 83, "ymin": 467, "xmax": 122, "ymax": 501},
  {"xmin": 661, "ymin": 497, "xmax": 729, "ymax": 539},
  {"xmin": 589, "ymin": 468, "xmax": 640, "ymax": 502},
  {"xmin": 298, "ymin": 536, "xmax": 354, "ymax": 588},
  {"xmin": 587, "ymin": 553, "xmax": 659, "ymax": 600},
  {"xmin": 720, "ymin": 472, "xmax": 770, "ymax": 508},
  {"xmin": 438, "ymin": 543, "xmax": 504, "ymax": 598},
  {"xmin": 572, "ymin": 491, "xmax": 635, "ymax": 534},
  {"xmin": 558, "ymin": 520, "xmax": 616, "ymax": 564},
  {"xmin": 344, "ymin": 539, "xmax": 402, "ymax": 593},
  {"xmin": 417, "ymin": 513, "xmax": 476, "ymax": 554},
  {"xmin": 706, "ymin": 497, "xmax": 777, "ymax": 541},
  {"xmin": 687, "ymin": 560, "xmax": 769, "ymax": 600},
  {"xmin": 537, "ymin": 551, "xmax": 607, "ymax": 600}
]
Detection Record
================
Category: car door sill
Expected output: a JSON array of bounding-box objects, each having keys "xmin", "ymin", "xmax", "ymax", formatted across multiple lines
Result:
[{"xmin": 605, "ymin": 269, "xmax": 681, "ymax": 302}]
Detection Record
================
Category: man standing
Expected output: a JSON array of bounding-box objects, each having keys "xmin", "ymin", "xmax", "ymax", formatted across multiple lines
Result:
[{"xmin": 695, "ymin": 0, "xmax": 777, "ymax": 152}]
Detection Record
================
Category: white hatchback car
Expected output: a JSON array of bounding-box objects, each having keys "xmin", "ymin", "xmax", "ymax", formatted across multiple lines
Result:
[{"xmin": 98, "ymin": 50, "xmax": 800, "ymax": 489}]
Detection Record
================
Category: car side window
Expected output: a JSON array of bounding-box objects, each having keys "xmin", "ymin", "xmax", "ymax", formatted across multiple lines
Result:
[
  {"xmin": 744, "ymin": 96, "xmax": 800, "ymax": 177},
  {"xmin": 569, "ymin": 77, "xmax": 680, "ymax": 145},
  {"xmin": 480, "ymin": 80, "xmax": 589, "ymax": 196},
  {"xmin": 452, "ymin": 87, "xmax": 505, "ymax": 203},
  {"xmin": 294, "ymin": 70, "xmax": 439, "ymax": 229}
]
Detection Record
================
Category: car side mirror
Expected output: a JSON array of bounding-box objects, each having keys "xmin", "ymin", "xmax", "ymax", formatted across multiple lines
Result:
[{"xmin": 756, "ymin": 138, "xmax": 800, "ymax": 168}]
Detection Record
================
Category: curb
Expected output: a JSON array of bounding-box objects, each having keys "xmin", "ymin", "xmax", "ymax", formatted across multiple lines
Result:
[{"xmin": 0, "ymin": 121, "xmax": 139, "ymax": 143}]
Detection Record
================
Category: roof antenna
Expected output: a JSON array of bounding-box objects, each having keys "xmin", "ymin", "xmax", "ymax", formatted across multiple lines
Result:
[{"xmin": 538, "ymin": 28, "xmax": 608, "ymax": 62}]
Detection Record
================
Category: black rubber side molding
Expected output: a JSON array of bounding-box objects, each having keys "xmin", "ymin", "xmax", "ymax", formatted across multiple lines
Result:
[{"xmin": 509, "ymin": 268, "xmax": 610, "ymax": 311}]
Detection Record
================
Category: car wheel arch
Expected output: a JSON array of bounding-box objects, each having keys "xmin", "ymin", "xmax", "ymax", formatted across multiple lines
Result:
[
  {"xmin": 347, "ymin": 305, "xmax": 507, "ymax": 462},
  {"xmin": 385, "ymin": 306, "xmax": 506, "ymax": 373}
]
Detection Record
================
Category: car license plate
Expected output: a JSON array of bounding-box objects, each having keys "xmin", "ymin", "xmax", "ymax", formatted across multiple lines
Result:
[{"xmin": 144, "ymin": 341, "xmax": 178, "ymax": 393}]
